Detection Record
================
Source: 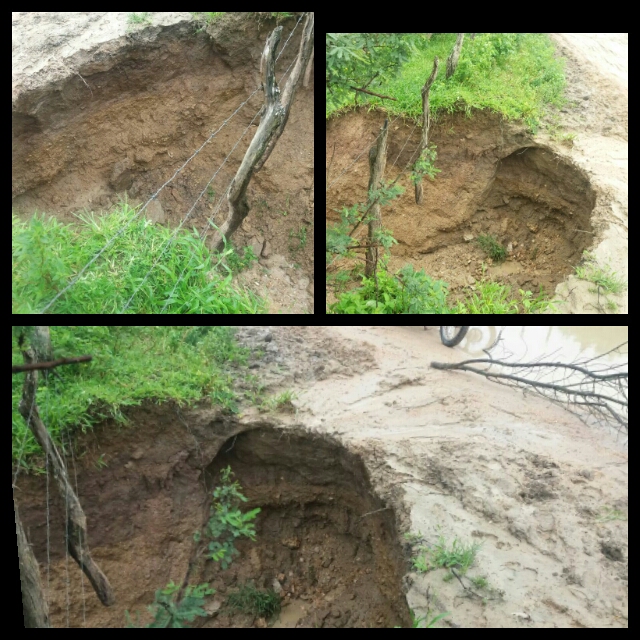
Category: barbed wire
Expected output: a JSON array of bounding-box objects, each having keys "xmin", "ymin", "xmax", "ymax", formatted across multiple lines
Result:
[
  {"xmin": 122, "ymin": 106, "xmax": 263, "ymax": 312},
  {"xmin": 37, "ymin": 13, "xmax": 305, "ymax": 314},
  {"xmin": 326, "ymin": 113, "xmax": 405, "ymax": 191}
]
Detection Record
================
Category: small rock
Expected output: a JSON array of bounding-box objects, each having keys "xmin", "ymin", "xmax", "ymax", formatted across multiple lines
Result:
[
  {"xmin": 272, "ymin": 578, "xmax": 284, "ymax": 595},
  {"xmin": 131, "ymin": 448, "xmax": 145, "ymax": 460},
  {"xmin": 463, "ymin": 232, "xmax": 474, "ymax": 242},
  {"xmin": 506, "ymin": 242, "xmax": 513, "ymax": 255},
  {"xmin": 527, "ymin": 223, "xmax": 539, "ymax": 234},
  {"xmin": 145, "ymin": 199, "xmax": 165, "ymax": 224},
  {"xmin": 255, "ymin": 618, "xmax": 268, "ymax": 628},
  {"xmin": 204, "ymin": 599, "xmax": 222, "ymax": 616},
  {"xmin": 261, "ymin": 240, "xmax": 271, "ymax": 258},
  {"xmin": 502, "ymin": 195, "xmax": 510, "ymax": 204}
]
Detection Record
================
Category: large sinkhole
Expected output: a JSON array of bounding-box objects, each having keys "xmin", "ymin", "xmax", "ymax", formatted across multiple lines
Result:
[
  {"xmin": 16, "ymin": 421, "xmax": 411, "ymax": 628},
  {"xmin": 204, "ymin": 428, "xmax": 412, "ymax": 628},
  {"xmin": 12, "ymin": 13, "xmax": 314, "ymax": 287},
  {"xmin": 326, "ymin": 109, "xmax": 596, "ymax": 295}
]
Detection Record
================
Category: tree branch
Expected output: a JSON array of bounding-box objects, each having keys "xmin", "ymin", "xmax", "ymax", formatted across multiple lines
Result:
[
  {"xmin": 12, "ymin": 355, "xmax": 93, "ymax": 374},
  {"xmin": 349, "ymin": 86, "xmax": 397, "ymax": 101}
]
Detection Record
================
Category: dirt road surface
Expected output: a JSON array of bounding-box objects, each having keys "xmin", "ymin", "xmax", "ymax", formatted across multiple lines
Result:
[
  {"xmin": 545, "ymin": 34, "xmax": 628, "ymax": 313},
  {"xmin": 291, "ymin": 326, "xmax": 628, "ymax": 627}
]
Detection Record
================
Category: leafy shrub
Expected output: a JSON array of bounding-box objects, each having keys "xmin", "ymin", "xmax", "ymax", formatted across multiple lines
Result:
[
  {"xmin": 228, "ymin": 584, "xmax": 281, "ymax": 618},
  {"xmin": 476, "ymin": 233, "xmax": 506, "ymax": 262},
  {"xmin": 194, "ymin": 466, "xmax": 260, "ymax": 570},
  {"xmin": 330, "ymin": 265, "xmax": 451, "ymax": 314},
  {"xmin": 126, "ymin": 581, "xmax": 214, "ymax": 628}
]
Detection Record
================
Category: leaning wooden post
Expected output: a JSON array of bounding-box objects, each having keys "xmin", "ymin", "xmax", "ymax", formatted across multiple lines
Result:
[
  {"xmin": 446, "ymin": 33, "xmax": 464, "ymax": 79},
  {"xmin": 209, "ymin": 12, "xmax": 314, "ymax": 253},
  {"xmin": 17, "ymin": 349, "xmax": 115, "ymax": 608},
  {"xmin": 364, "ymin": 118, "xmax": 389, "ymax": 278},
  {"xmin": 414, "ymin": 56, "xmax": 439, "ymax": 204}
]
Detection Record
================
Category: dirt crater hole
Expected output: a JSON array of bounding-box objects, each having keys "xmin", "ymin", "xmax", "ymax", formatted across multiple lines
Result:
[{"xmin": 203, "ymin": 427, "xmax": 412, "ymax": 628}]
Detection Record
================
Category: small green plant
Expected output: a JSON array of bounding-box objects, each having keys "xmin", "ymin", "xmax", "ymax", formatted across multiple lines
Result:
[
  {"xmin": 470, "ymin": 575, "xmax": 489, "ymax": 589},
  {"xmin": 225, "ymin": 244, "xmax": 258, "ymax": 273},
  {"xmin": 195, "ymin": 466, "xmax": 260, "ymax": 570},
  {"xmin": 476, "ymin": 233, "xmax": 506, "ymax": 263},
  {"xmin": 411, "ymin": 609, "xmax": 450, "ymax": 628},
  {"xmin": 94, "ymin": 453, "xmax": 108, "ymax": 470},
  {"xmin": 206, "ymin": 185, "xmax": 216, "ymax": 202},
  {"xmin": 228, "ymin": 583, "xmax": 281, "ymax": 618},
  {"xmin": 261, "ymin": 390, "xmax": 297, "ymax": 413},
  {"xmin": 413, "ymin": 536, "xmax": 481, "ymax": 577},
  {"xmin": 574, "ymin": 251, "xmax": 627, "ymax": 294},
  {"xmin": 411, "ymin": 144, "xmax": 441, "ymax": 184},
  {"xmin": 127, "ymin": 12, "xmax": 152, "ymax": 29},
  {"xmin": 126, "ymin": 581, "xmax": 214, "ymax": 628},
  {"xmin": 397, "ymin": 609, "xmax": 450, "ymax": 629},
  {"xmin": 596, "ymin": 507, "xmax": 627, "ymax": 523},
  {"xmin": 289, "ymin": 226, "xmax": 308, "ymax": 252}
]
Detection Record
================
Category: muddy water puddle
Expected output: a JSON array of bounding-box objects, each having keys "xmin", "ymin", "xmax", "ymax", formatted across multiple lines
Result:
[{"xmin": 457, "ymin": 326, "xmax": 628, "ymax": 364}]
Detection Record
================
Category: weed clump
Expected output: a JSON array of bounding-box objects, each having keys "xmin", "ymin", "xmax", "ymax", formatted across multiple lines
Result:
[
  {"xmin": 476, "ymin": 233, "xmax": 506, "ymax": 263},
  {"xmin": 228, "ymin": 584, "xmax": 281, "ymax": 619}
]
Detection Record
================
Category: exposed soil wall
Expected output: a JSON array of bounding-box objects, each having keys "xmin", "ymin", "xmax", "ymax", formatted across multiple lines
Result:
[
  {"xmin": 12, "ymin": 12, "xmax": 314, "ymax": 313},
  {"xmin": 327, "ymin": 109, "xmax": 595, "ymax": 297}
]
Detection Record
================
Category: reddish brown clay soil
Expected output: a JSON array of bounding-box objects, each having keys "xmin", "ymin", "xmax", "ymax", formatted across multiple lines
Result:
[
  {"xmin": 12, "ymin": 12, "xmax": 314, "ymax": 312},
  {"xmin": 326, "ymin": 108, "xmax": 595, "ymax": 298}
]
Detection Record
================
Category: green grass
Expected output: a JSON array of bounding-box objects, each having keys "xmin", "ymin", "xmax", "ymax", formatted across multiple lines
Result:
[
  {"xmin": 190, "ymin": 12, "xmax": 226, "ymax": 25},
  {"xmin": 476, "ymin": 233, "xmax": 506, "ymax": 263},
  {"xmin": 261, "ymin": 390, "xmax": 298, "ymax": 413},
  {"xmin": 412, "ymin": 535, "xmax": 481, "ymax": 581},
  {"xmin": 12, "ymin": 201, "xmax": 266, "ymax": 314},
  {"xmin": 574, "ymin": 251, "xmax": 627, "ymax": 295},
  {"xmin": 227, "ymin": 584, "xmax": 281, "ymax": 619},
  {"xmin": 127, "ymin": 13, "xmax": 152, "ymax": 29},
  {"xmin": 326, "ymin": 33, "xmax": 565, "ymax": 129},
  {"xmin": 12, "ymin": 326, "xmax": 250, "ymax": 473}
]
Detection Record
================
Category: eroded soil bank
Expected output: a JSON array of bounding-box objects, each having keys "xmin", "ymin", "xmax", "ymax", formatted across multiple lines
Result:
[
  {"xmin": 12, "ymin": 12, "xmax": 314, "ymax": 313},
  {"xmin": 327, "ymin": 109, "xmax": 595, "ymax": 298},
  {"xmin": 15, "ymin": 326, "xmax": 628, "ymax": 628},
  {"xmin": 326, "ymin": 34, "xmax": 628, "ymax": 314}
]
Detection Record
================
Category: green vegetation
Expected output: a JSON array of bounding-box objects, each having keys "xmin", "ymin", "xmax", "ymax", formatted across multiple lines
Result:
[
  {"xmin": 410, "ymin": 144, "xmax": 441, "ymax": 184},
  {"xmin": 225, "ymin": 244, "xmax": 259, "ymax": 273},
  {"xmin": 194, "ymin": 466, "xmax": 260, "ymax": 570},
  {"xmin": 289, "ymin": 225, "xmax": 308, "ymax": 252},
  {"xmin": 127, "ymin": 465, "xmax": 261, "ymax": 628},
  {"xmin": 12, "ymin": 202, "xmax": 265, "ymax": 314},
  {"xmin": 228, "ymin": 584, "xmax": 281, "ymax": 618},
  {"xmin": 12, "ymin": 326, "xmax": 248, "ymax": 472},
  {"xmin": 476, "ymin": 233, "xmax": 506, "ymax": 263},
  {"xmin": 596, "ymin": 507, "xmax": 627, "ymax": 523},
  {"xmin": 327, "ymin": 33, "xmax": 565, "ymax": 130},
  {"xmin": 190, "ymin": 12, "xmax": 226, "ymax": 26},
  {"xmin": 328, "ymin": 263, "xmax": 560, "ymax": 314},
  {"xmin": 127, "ymin": 13, "xmax": 152, "ymax": 30},
  {"xmin": 574, "ymin": 251, "xmax": 627, "ymax": 295},
  {"xmin": 126, "ymin": 581, "xmax": 214, "ymax": 628},
  {"xmin": 261, "ymin": 389, "xmax": 297, "ymax": 413},
  {"xmin": 412, "ymin": 535, "xmax": 481, "ymax": 577}
]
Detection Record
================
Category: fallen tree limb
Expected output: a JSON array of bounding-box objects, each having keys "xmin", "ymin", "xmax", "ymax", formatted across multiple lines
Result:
[
  {"xmin": 12, "ymin": 355, "xmax": 92, "ymax": 373},
  {"xmin": 431, "ymin": 342, "xmax": 628, "ymax": 433}
]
